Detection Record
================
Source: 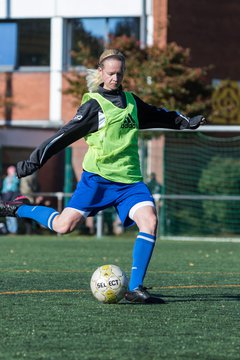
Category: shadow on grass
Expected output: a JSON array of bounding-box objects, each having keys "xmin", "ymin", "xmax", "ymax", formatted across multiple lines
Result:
[
  {"xmin": 119, "ymin": 291, "xmax": 240, "ymax": 305},
  {"xmin": 159, "ymin": 293, "xmax": 240, "ymax": 302}
]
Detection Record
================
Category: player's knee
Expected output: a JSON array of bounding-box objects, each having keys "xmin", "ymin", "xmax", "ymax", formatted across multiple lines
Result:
[
  {"xmin": 53, "ymin": 223, "xmax": 72, "ymax": 234},
  {"xmin": 52, "ymin": 209, "xmax": 82, "ymax": 234},
  {"xmin": 52, "ymin": 218, "xmax": 75, "ymax": 234}
]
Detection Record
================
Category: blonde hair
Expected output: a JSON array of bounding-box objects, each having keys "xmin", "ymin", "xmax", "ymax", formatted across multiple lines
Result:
[
  {"xmin": 86, "ymin": 49, "xmax": 125, "ymax": 92},
  {"xmin": 98, "ymin": 49, "xmax": 125, "ymax": 68}
]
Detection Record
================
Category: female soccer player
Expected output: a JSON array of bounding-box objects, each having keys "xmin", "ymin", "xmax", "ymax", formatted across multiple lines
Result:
[{"xmin": 0, "ymin": 49, "xmax": 205, "ymax": 303}]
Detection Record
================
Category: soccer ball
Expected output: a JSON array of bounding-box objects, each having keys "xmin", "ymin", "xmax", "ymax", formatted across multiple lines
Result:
[{"xmin": 90, "ymin": 264, "xmax": 129, "ymax": 304}]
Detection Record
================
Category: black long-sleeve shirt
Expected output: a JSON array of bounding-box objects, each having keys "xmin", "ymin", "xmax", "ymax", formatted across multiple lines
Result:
[{"xmin": 16, "ymin": 85, "xmax": 188, "ymax": 178}]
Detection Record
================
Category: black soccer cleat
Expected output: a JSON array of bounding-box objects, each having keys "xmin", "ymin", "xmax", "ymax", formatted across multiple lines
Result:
[
  {"xmin": 0, "ymin": 196, "xmax": 30, "ymax": 217},
  {"xmin": 125, "ymin": 286, "xmax": 165, "ymax": 304}
]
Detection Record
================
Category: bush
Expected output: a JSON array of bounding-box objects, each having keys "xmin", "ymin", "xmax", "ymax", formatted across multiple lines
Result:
[{"xmin": 198, "ymin": 156, "xmax": 240, "ymax": 234}]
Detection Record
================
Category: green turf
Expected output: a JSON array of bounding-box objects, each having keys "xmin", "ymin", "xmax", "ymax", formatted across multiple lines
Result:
[{"xmin": 0, "ymin": 234, "xmax": 239, "ymax": 360}]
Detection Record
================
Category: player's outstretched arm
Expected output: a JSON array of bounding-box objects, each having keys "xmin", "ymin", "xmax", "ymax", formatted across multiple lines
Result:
[
  {"xmin": 16, "ymin": 130, "xmax": 70, "ymax": 178},
  {"xmin": 133, "ymin": 94, "xmax": 206, "ymax": 130}
]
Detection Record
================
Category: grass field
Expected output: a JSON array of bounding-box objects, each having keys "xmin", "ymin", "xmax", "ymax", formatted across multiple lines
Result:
[{"xmin": 0, "ymin": 234, "xmax": 239, "ymax": 360}]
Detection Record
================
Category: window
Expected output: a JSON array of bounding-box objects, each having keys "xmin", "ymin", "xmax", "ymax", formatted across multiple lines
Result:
[
  {"xmin": 0, "ymin": 23, "xmax": 18, "ymax": 70},
  {"xmin": 1, "ymin": 17, "xmax": 140, "ymax": 69},
  {"xmin": 0, "ymin": 19, "xmax": 50, "ymax": 70},
  {"xmin": 70, "ymin": 19, "xmax": 105, "ymax": 66},
  {"xmin": 70, "ymin": 17, "xmax": 140, "ymax": 67},
  {"xmin": 108, "ymin": 18, "xmax": 140, "ymax": 39},
  {"xmin": 18, "ymin": 19, "xmax": 50, "ymax": 66}
]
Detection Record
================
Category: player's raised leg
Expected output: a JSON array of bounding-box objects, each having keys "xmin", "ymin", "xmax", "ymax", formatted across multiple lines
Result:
[{"xmin": 0, "ymin": 196, "xmax": 85, "ymax": 234}]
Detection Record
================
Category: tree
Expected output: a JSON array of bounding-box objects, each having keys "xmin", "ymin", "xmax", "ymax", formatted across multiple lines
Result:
[{"xmin": 64, "ymin": 35, "xmax": 213, "ymax": 118}]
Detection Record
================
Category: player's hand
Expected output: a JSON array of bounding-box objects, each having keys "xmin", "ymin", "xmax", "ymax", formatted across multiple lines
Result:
[
  {"xmin": 176, "ymin": 114, "xmax": 206, "ymax": 130},
  {"xmin": 189, "ymin": 115, "xmax": 206, "ymax": 129},
  {"xmin": 16, "ymin": 160, "xmax": 39, "ymax": 178}
]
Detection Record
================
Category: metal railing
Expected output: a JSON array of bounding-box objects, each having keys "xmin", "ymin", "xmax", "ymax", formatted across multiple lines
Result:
[{"xmin": 24, "ymin": 192, "xmax": 240, "ymax": 238}]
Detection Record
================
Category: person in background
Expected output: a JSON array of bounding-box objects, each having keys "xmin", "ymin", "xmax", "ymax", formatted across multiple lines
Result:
[
  {"xmin": 147, "ymin": 172, "xmax": 162, "ymax": 195},
  {"xmin": 147, "ymin": 172, "xmax": 163, "ymax": 220},
  {"xmin": 1, "ymin": 165, "xmax": 19, "ymax": 234},
  {"xmin": 20, "ymin": 172, "xmax": 40, "ymax": 234}
]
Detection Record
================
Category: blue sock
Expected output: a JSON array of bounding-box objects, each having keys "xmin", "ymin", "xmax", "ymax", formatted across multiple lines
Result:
[
  {"xmin": 17, "ymin": 205, "xmax": 59, "ymax": 231},
  {"xmin": 128, "ymin": 232, "xmax": 156, "ymax": 291}
]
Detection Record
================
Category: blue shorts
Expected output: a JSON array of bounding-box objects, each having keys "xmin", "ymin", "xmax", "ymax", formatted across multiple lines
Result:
[{"xmin": 67, "ymin": 171, "xmax": 155, "ymax": 227}]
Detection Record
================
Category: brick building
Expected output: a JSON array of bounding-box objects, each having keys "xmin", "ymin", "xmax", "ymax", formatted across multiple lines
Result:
[{"xmin": 0, "ymin": 0, "xmax": 239, "ymax": 192}]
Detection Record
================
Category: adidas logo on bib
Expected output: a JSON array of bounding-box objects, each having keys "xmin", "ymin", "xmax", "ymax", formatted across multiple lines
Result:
[{"xmin": 121, "ymin": 114, "xmax": 136, "ymax": 128}]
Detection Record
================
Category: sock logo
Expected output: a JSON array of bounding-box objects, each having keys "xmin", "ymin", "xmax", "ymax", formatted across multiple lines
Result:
[{"xmin": 121, "ymin": 114, "xmax": 136, "ymax": 128}]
